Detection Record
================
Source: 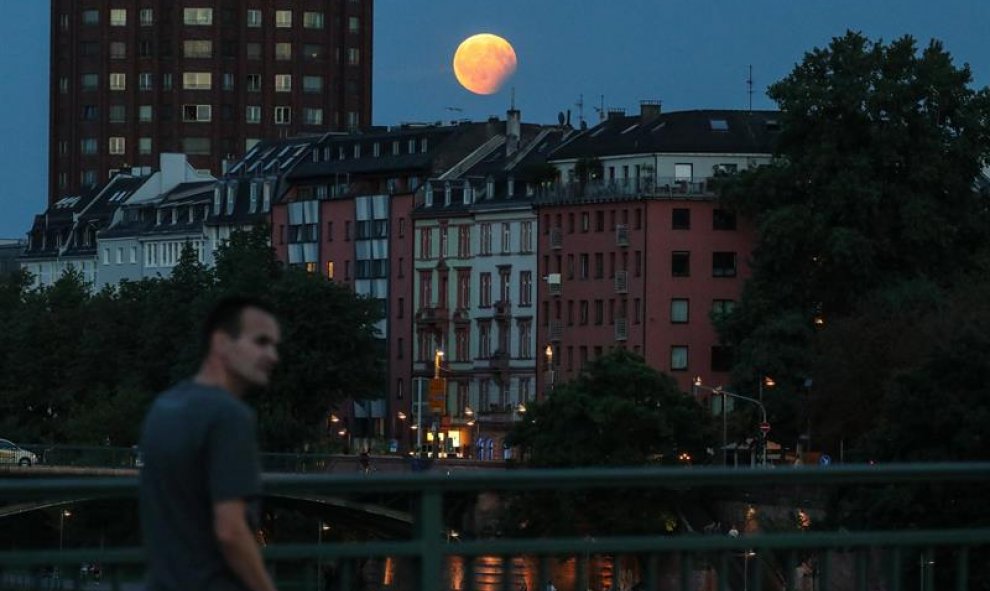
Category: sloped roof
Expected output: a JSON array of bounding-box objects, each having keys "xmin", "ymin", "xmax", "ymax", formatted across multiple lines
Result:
[{"xmin": 549, "ymin": 109, "xmax": 781, "ymax": 160}]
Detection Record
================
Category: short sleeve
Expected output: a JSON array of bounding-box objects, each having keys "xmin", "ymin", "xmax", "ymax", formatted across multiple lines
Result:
[{"xmin": 207, "ymin": 402, "xmax": 261, "ymax": 503}]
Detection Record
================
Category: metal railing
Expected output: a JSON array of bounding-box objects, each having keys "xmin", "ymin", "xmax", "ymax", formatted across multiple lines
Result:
[{"xmin": 2, "ymin": 464, "xmax": 990, "ymax": 590}]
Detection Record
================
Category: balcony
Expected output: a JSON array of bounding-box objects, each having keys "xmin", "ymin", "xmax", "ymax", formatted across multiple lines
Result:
[
  {"xmin": 615, "ymin": 317, "xmax": 628, "ymax": 341},
  {"xmin": 489, "ymin": 349, "xmax": 510, "ymax": 371},
  {"xmin": 548, "ymin": 282, "xmax": 562, "ymax": 297},
  {"xmin": 615, "ymin": 270, "xmax": 628, "ymax": 294},
  {"xmin": 415, "ymin": 306, "xmax": 449, "ymax": 326},
  {"xmin": 493, "ymin": 300, "xmax": 512, "ymax": 320},
  {"xmin": 451, "ymin": 307, "xmax": 471, "ymax": 324},
  {"xmin": 549, "ymin": 227, "xmax": 562, "ymax": 249},
  {"xmin": 540, "ymin": 176, "xmax": 725, "ymax": 200},
  {"xmin": 615, "ymin": 224, "xmax": 629, "ymax": 247},
  {"xmin": 549, "ymin": 320, "xmax": 563, "ymax": 342}
]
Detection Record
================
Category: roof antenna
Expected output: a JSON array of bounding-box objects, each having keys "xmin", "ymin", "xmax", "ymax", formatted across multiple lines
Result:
[
  {"xmin": 575, "ymin": 94, "xmax": 585, "ymax": 128},
  {"xmin": 747, "ymin": 65, "xmax": 754, "ymax": 113}
]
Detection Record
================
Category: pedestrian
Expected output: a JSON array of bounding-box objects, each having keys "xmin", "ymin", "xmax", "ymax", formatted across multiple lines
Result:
[{"xmin": 139, "ymin": 296, "xmax": 281, "ymax": 591}]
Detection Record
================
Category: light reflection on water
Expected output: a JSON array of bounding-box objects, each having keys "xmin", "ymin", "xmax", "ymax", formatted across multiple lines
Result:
[{"xmin": 445, "ymin": 554, "xmax": 615, "ymax": 591}]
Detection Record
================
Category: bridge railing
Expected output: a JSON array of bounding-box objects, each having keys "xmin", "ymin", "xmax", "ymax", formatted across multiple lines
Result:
[{"xmin": 2, "ymin": 463, "xmax": 990, "ymax": 591}]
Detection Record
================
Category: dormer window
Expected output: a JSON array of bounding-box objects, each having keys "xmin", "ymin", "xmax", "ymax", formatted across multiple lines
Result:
[
  {"xmin": 188, "ymin": 207, "xmax": 194, "ymax": 223},
  {"xmin": 373, "ymin": 142, "xmax": 380, "ymax": 157},
  {"xmin": 507, "ymin": 175, "xmax": 515, "ymax": 198},
  {"xmin": 443, "ymin": 182, "xmax": 451, "ymax": 206},
  {"xmin": 463, "ymin": 181, "xmax": 472, "ymax": 205},
  {"xmin": 249, "ymin": 183, "xmax": 259, "ymax": 213},
  {"xmin": 424, "ymin": 184, "xmax": 434, "ymax": 207},
  {"xmin": 226, "ymin": 182, "xmax": 237, "ymax": 215},
  {"xmin": 262, "ymin": 182, "xmax": 272, "ymax": 212},
  {"xmin": 203, "ymin": 204, "xmax": 210, "ymax": 219},
  {"xmin": 486, "ymin": 176, "xmax": 494, "ymax": 198},
  {"xmin": 171, "ymin": 208, "xmax": 178, "ymax": 224},
  {"xmin": 353, "ymin": 144, "xmax": 361, "ymax": 158},
  {"xmin": 156, "ymin": 210, "xmax": 163, "ymax": 225},
  {"xmin": 213, "ymin": 187, "xmax": 222, "ymax": 214}
]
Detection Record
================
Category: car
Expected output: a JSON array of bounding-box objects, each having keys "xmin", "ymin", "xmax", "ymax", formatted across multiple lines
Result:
[{"xmin": 0, "ymin": 438, "xmax": 39, "ymax": 466}]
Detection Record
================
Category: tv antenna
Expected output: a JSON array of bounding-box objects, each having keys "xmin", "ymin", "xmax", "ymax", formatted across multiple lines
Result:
[{"xmin": 747, "ymin": 65, "xmax": 754, "ymax": 112}]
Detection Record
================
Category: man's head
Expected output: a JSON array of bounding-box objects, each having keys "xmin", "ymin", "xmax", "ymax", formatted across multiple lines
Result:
[{"xmin": 201, "ymin": 296, "xmax": 281, "ymax": 392}]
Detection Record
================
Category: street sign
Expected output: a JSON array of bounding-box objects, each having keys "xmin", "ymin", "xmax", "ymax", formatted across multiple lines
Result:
[
  {"xmin": 428, "ymin": 378, "xmax": 446, "ymax": 414},
  {"xmin": 759, "ymin": 421, "xmax": 771, "ymax": 434},
  {"xmin": 819, "ymin": 454, "xmax": 832, "ymax": 466}
]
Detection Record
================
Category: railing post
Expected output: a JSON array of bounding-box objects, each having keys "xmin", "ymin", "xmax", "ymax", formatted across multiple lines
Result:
[{"xmin": 418, "ymin": 489, "xmax": 443, "ymax": 591}]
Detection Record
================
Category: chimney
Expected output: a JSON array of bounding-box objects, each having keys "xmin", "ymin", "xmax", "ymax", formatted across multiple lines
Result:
[
  {"xmin": 506, "ymin": 108, "xmax": 521, "ymax": 155},
  {"xmin": 640, "ymin": 100, "xmax": 662, "ymax": 122},
  {"xmin": 606, "ymin": 108, "xmax": 626, "ymax": 121}
]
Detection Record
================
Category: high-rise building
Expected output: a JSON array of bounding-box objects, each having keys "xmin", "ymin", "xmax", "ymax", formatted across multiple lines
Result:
[{"xmin": 49, "ymin": 0, "xmax": 373, "ymax": 204}]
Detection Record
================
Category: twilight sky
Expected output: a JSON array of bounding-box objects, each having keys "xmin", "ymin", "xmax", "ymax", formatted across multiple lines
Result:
[{"xmin": 1, "ymin": 0, "xmax": 988, "ymax": 239}]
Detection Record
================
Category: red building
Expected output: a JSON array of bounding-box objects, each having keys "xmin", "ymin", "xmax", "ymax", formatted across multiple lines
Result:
[{"xmin": 536, "ymin": 108, "xmax": 780, "ymax": 397}]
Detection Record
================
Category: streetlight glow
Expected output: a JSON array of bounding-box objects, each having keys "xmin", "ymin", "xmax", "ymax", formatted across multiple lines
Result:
[
  {"xmin": 517, "ymin": 403, "xmax": 527, "ymax": 414},
  {"xmin": 464, "ymin": 406, "xmax": 474, "ymax": 417},
  {"xmin": 397, "ymin": 411, "xmax": 407, "ymax": 420}
]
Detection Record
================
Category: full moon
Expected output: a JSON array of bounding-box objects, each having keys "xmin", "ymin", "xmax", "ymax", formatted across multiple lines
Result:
[{"xmin": 452, "ymin": 33, "xmax": 518, "ymax": 95}]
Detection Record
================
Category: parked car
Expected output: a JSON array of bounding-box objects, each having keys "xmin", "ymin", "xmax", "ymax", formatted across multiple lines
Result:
[{"xmin": 0, "ymin": 438, "xmax": 39, "ymax": 466}]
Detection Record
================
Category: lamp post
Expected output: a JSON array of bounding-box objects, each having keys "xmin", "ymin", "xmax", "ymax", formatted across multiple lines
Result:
[
  {"xmin": 693, "ymin": 379, "xmax": 769, "ymax": 467},
  {"xmin": 317, "ymin": 522, "xmax": 331, "ymax": 590},
  {"xmin": 57, "ymin": 509, "xmax": 71, "ymax": 584},
  {"xmin": 545, "ymin": 344, "xmax": 555, "ymax": 395},
  {"xmin": 464, "ymin": 405, "xmax": 480, "ymax": 459},
  {"xmin": 758, "ymin": 375, "xmax": 775, "ymax": 403}
]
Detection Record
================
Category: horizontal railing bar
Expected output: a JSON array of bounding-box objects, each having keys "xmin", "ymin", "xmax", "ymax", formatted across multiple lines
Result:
[
  {"xmin": 4, "ymin": 463, "xmax": 990, "ymax": 499},
  {"xmin": 4, "ymin": 528, "xmax": 990, "ymax": 567}
]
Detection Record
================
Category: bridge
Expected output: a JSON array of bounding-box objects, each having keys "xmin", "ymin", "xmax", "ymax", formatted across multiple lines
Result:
[{"xmin": 1, "ymin": 463, "xmax": 988, "ymax": 591}]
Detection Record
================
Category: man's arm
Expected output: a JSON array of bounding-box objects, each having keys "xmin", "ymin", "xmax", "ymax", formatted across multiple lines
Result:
[{"xmin": 214, "ymin": 499, "xmax": 277, "ymax": 591}]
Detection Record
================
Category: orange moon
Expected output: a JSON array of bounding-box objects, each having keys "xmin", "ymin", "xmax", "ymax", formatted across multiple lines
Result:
[{"xmin": 453, "ymin": 34, "xmax": 518, "ymax": 95}]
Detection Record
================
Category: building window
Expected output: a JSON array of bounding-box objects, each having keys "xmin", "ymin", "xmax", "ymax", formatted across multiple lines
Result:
[
  {"xmin": 672, "ymin": 208, "xmax": 690, "ymax": 230},
  {"xmin": 479, "ymin": 273, "xmax": 492, "ymax": 308},
  {"xmin": 81, "ymin": 105, "xmax": 98, "ymax": 120},
  {"xmin": 246, "ymin": 105, "xmax": 261, "ymax": 124},
  {"xmin": 109, "ymin": 9, "xmax": 126, "ymax": 26},
  {"xmin": 82, "ymin": 10, "xmax": 99, "ymax": 25},
  {"xmin": 274, "ymin": 106, "xmax": 292, "ymax": 125},
  {"xmin": 246, "ymin": 74, "xmax": 261, "ymax": 92},
  {"xmin": 108, "ymin": 105, "xmax": 126, "ymax": 123},
  {"xmin": 303, "ymin": 107, "xmax": 323, "ymax": 125},
  {"xmin": 245, "ymin": 42, "xmax": 262, "ymax": 60},
  {"xmin": 183, "ymin": 40, "xmax": 213, "ymax": 59},
  {"xmin": 138, "ymin": 137, "xmax": 152, "ymax": 155},
  {"xmin": 139, "ymin": 8, "xmax": 153, "ymax": 26},
  {"xmin": 480, "ymin": 223, "xmax": 492, "ymax": 255},
  {"xmin": 274, "ymin": 75, "xmax": 292, "ymax": 92},
  {"xmin": 182, "ymin": 72, "xmax": 212, "ymax": 90},
  {"xmin": 162, "ymin": 73, "xmax": 172, "ymax": 90},
  {"xmin": 109, "ymin": 73, "xmax": 126, "ymax": 91},
  {"xmin": 713, "ymin": 208, "xmax": 738, "ymax": 231},
  {"xmin": 275, "ymin": 43, "xmax": 292, "ymax": 61},
  {"xmin": 712, "ymin": 252, "xmax": 737, "ymax": 277},
  {"xmin": 109, "ymin": 137, "xmax": 125, "ymax": 155},
  {"xmin": 501, "ymin": 223, "xmax": 511, "ymax": 254},
  {"xmin": 671, "ymin": 299, "xmax": 689, "ymax": 323},
  {"xmin": 347, "ymin": 48, "xmax": 360, "ymax": 66},
  {"xmin": 519, "ymin": 271, "xmax": 532, "ymax": 306},
  {"xmin": 671, "ymin": 346, "xmax": 688, "ymax": 371},
  {"xmin": 303, "ymin": 43, "xmax": 325, "ymax": 61},
  {"xmin": 138, "ymin": 73, "xmax": 153, "ymax": 91},
  {"xmin": 275, "ymin": 10, "xmax": 292, "ymax": 28},
  {"xmin": 80, "ymin": 138, "xmax": 97, "ymax": 155},
  {"xmin": 109, "ymin": 42, "xmax": 126, "ymax": 59},
  {"xmin": 183, "ymin": 8, "xmax": 213, "ymax": 25},
  {"xmin": 520, "ymin": 221, "xmax": 533, "ymax": 253},
  {"xmin": 223, "ymin": 73, "xmax": 234, "ymax": 91},
  {"xmin": 181, "ymin": 137, "xmax": 211, "ymax": 155},
  {"xmin": 672, "ymin": 251, "xmax": 690, "ymax": 277},
  {"xmin": 348, "ymin": 16, "xmax": 360, "ymax": 33},
  {"xmin": 246, "ymin": 9, "xmax": 261, "ymax": 27},
  {"xmin": 183, "ymin": 104, "xmax": 212, "ymax": 122},
  {"xmin": 302, "ymin": 76, "xmax": 323, "ymax": 94},
  {"xmin": 303, "ymin": 11, "xmax": 324, "ymax": 28}
]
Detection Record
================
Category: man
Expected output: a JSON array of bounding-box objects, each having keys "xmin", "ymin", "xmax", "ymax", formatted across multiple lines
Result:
[{"xmin": 140, "ymin": 296, "xmax": 281, "ymax": 591}]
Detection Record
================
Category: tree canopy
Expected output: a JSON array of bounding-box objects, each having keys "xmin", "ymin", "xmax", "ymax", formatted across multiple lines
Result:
[
  {"xmin": 718, "ymin": 31, "xmax": 990, "ymax": 448},
  {"xmin": 0, "ymin": 226, "xmax": 384, "ymax": 451}
]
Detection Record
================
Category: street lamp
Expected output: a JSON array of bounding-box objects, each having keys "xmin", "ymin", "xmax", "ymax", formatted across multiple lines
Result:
[
  {"xmin": 758, "ymin": 375, "xmax": 775, "ymax": 403},
  {"xmin": 545, "ymin": 344, "xmax": 555, "ymax": 394},
  {"xmin": 57, "ymin": 509, "xmax": 72, "ymax": 584},
  {"xmin": 317, "ymin": 522, "xmax": 331, "ymax": 590},
  {"xmin": 693, "ymin": 379, "xmax": 769, "ymax": 467}
]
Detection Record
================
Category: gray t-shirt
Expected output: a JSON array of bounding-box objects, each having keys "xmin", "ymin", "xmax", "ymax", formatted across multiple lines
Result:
[{"xmin": 139, "ymin": 381, "xmax": 262, "ymax": 591}]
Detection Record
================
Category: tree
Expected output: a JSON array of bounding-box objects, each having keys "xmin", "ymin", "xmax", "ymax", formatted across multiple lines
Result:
[
  {"xmin": 719, "ymin": 32, "xmax": 990, "ymax": 445},
  {"xmin": 505, "ymin": 350, "xmax": 713, "ymax": 536}
]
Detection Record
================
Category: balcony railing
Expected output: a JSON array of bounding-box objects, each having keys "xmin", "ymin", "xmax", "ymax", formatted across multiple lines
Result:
[
  {"xmin": 615, "ymin": 270, "xmax": 628, "ymax": 294},
  {"xmin": 540, "ymin": 176, "xmax": 725, "ymax": 201},
  {"xmin": 615, "ymin": 317, "xmax": 628, "ymax": 341},
  {"xmin": 549, "ymin": 227, "xmax": 562, "ymax": 249},
  {"xmin": 615, "ymin": 224, "xmax": 629, "ymax": 247},
  {"xmin": 415, "ymin": 306, "xmax": 449, "ymax": 325},
  {"xmin": 549, "ymin": 320, "xmax": 563, "ymax": 341},
  {"xmin": 3, "ymin": 464, "xmax": 990, "ymax": 591}
]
